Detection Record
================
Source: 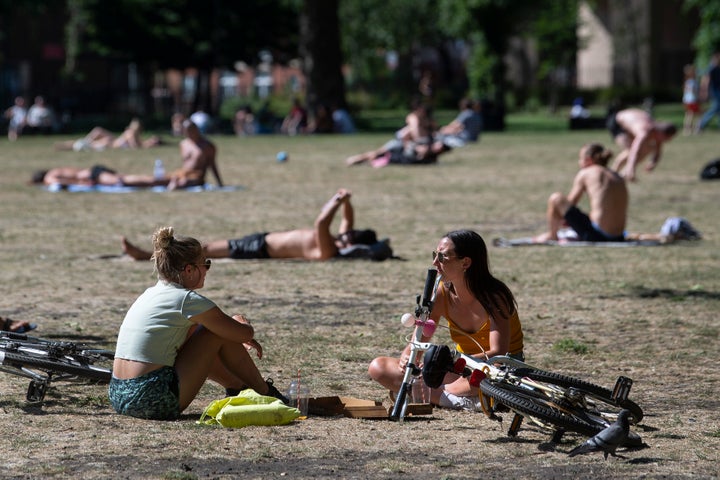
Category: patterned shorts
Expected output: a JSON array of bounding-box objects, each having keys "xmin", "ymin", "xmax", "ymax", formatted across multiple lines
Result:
[{"xmin": 108, "ymin": 366, "xmax": 180, "ymax": 420}]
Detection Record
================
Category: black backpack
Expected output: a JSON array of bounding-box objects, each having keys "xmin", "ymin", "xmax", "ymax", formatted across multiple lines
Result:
[{"xmin": 700, "ymin": 158, "xmax": 720, "ymax": 180}]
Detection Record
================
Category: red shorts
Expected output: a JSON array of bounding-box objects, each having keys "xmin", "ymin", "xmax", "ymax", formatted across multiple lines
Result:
[{"xmin": 684, "ymin": 102, "xmax": 700, "ymax": 113}]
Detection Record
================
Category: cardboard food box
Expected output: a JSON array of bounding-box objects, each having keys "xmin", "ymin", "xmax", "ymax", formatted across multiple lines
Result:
[{"xmin": 308, "ymin": 396, "xmax": 433, "ymax": 419}]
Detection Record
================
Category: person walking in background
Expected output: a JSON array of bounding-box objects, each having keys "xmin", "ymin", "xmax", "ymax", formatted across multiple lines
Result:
[
  {"xmin": 682, "ymin": 64, "xmax": 700, "ymax": 135},
  {"xmin": 698, "ymin": 51, "xmax": 720, "ymax": 132},
  {"xmin": 4, "ymin": 96, "xmax": 27, "ymax": 141}
]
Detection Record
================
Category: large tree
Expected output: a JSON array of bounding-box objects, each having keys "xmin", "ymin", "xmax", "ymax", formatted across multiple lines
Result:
[{"xmin": 299, "ymin": 0, "xmax": 347, "ymax": 112}]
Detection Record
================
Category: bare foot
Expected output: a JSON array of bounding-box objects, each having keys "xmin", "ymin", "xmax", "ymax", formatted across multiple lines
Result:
[
  {"xmin": 532, "ymin": 233, "xmax": 555, "ymax": 243},
  {"xmin": 345, "ymin": 153, "xmax": 370, "ymax": 166},
  {"xmin": 121, "ymin": 237, "xmax": 153, "ymax": 261}
]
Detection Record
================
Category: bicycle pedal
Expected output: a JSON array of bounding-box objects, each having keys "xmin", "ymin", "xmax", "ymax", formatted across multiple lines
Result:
[
  {"xmin": 612, "ymin": 376, "xmax": 633, "ymax": 403},
  {"xmin": 26, "ymin": 380, "xmax": 48, "ymax": 403},
  {"xmin": 508, "ymin": 413, "xmax": 523, "ymax": 437}
]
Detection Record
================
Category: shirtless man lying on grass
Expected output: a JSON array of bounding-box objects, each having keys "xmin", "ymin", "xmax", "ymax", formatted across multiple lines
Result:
[{"xmin": 121, "ymin": 189, "xmax": 390, "ymax": 261}]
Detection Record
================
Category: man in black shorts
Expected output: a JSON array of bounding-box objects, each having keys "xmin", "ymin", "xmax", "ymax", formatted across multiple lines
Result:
[
  {"xmin": 533, "ymin": 143, "xmax": 628, "ymax": 243},
  {"xmin": 121, "ymin": 189, "xmax": 392, "ymax": 261}
]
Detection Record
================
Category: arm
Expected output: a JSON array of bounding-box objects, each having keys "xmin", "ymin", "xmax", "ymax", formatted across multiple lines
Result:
[
  {"xmin": 337, "ymin": 191, "xmax": 354, "ymax": 235},
  {"xmin": 190, "ymin": 306, "xmax": 255, "ymax": 345},
  {"xmin": 624, "ymin": 131, "xmax": 653, "ymax": 181},
  {"xmin": 208, "ymin": 145, "xmax": 224, "ymax": 186},
  {"xmin": 566, "ymin": 170, "xmax": 587, "ymax": 206}
]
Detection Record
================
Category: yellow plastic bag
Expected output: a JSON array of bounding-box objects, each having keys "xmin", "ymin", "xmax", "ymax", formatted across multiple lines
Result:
[{"xmin": 198, "ymin": 389, "xmax": 301, "ymax": 428}]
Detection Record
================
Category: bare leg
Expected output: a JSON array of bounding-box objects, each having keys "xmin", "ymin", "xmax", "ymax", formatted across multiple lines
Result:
[
  {"xmin": 533, "ymin": 192, "xmax": 570, "ymax": 242},
  {"xmin": 203, "ymin": 240, "xmax": 231, "ymax": 258},
  {"xmin": 174, "ymin": 327, "xmax": 269, "ymax": 410},
  {"xmin": 345, "ymin": 149, "xmax": 383, "ymax": 166},
  {"xmin": 121, "ymin": 237, "xmax": 152, "ymax": 260}
]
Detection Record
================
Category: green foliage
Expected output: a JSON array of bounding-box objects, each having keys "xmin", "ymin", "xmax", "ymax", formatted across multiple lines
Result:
[{"xmin": 684, "ymin": 0, "xmax": 720, "ymax": 65}]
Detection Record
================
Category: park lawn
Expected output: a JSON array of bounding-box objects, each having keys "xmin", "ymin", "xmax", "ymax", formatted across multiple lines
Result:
[{"xmin": 0, "ymin": 121, "xmax": 718, "ymax": 479}]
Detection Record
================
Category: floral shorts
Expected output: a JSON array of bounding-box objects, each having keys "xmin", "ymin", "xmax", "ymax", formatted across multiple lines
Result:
[{"xmin": 108, "ymin": 366, "xmax": 180, "ymax": 420}]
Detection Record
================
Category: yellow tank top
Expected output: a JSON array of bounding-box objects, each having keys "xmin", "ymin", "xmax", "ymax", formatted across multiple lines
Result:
[{"xmin": 437, "ymin": 282, "xmax": 524, "ymax": 356}]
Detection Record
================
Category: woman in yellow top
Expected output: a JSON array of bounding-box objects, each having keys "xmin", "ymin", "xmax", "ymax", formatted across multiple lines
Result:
[{"xmin": 368, "ymin": 229, "xmax": 524, "ymax": 411}]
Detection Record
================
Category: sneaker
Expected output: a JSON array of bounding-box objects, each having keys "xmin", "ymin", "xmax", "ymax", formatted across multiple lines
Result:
[
  {"xmin": 456, "ymin": 395, "xmax": 484, "ymax": 412},
  {"xmin": 225, "ymin": 388, "xmax": 241, "ymax": 397},
  {"xmin": 265, "ymin": 378, "xmax": 290, "ymax": 405}
]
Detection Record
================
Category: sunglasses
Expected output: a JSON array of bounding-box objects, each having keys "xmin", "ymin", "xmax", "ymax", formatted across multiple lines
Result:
[
  {"xmin": 432, "ymin": 251, "xmax": 457, "ymax": 263},
  {"xmin": 192, "ymin": 259, "xmax": 212, "ymax": 271}
]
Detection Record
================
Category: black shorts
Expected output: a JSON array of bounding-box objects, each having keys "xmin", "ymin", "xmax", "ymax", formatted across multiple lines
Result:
[
  {"xmin": 564, "ymin": 206, "xmax": 624, "ymax": 242},
  {"xmin": 90, "ymin": 164, "xmax": 116, "ymax": 182},
  {"xmin": 606, "ymin": 112, "xmax": 625, "ymax": 139},
  {"xmin": 228, "ymin": 232, "xmax": 270, "ymax": 259}
]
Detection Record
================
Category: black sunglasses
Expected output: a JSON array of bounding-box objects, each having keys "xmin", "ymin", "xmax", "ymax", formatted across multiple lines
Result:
[{"xmin": 192, "ymin": 259, "xmax": 211, "ymax": 271}]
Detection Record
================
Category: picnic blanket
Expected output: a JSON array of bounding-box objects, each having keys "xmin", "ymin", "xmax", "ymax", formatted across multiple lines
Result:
[
  {"xmin": 493, "ymin": 217, "xmax": 700, "ymax": 248},
  {"xmin": 44, "ymin": 183, "xmax": 243, "ymax": 193},
  {"xmin": 492, "ymin": 237, "xmax": 663, "ymax": 248}
]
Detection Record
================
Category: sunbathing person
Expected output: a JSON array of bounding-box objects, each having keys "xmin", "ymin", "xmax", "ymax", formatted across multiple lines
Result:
[
  {"xmin": 121, "ymin": 189, "xmax": 392, "ymax": 261},
  {"xmin": 533, "ymin": 143, "xmax": 628, "ymax": 243},
  {"xmin": 346, "ymin": 99, "xmax": 445, "ymax": 166},
  {"xmin": 54, "ymin": 118, "xmax": 162, "ymax": 151},
  {"xmin": 35, "ymin": 121, "xmax": 223, "ymax": 191}
]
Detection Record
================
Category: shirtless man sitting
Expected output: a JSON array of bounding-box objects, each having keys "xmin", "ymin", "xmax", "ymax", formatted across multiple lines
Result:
[
  {"xmin": 534, "ymin": 143, "xmax": 628, "ymax": 243},
  {"xmin": 607, "ymin": 108, "xmax": 677, "ymax": 182},
  {"xmin": 121, "ymin": 189, "xmax": 385, "ymax": 261},
  {"xmin": 165, "ymin": 119, "xmax": 223, "ymax": 190}
]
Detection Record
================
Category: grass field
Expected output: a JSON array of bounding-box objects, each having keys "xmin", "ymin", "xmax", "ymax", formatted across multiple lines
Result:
[{"xmin": 0, "ymin": 115, "xmax": 719, "ymax": 479}]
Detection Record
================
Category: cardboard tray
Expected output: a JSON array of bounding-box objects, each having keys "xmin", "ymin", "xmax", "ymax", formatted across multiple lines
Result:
[{"xmin": 308, "ymin": 396, "xmax": 433, "ymax": 419}]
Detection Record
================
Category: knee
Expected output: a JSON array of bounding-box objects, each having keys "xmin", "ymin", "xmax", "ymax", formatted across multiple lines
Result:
[
  {"xmin": 547, "ymin": 191, "xmax": 564, "ymax": 207},
  {"xmin": 367, "ymin": 357, "xmax": 384, "ymax": 381}
]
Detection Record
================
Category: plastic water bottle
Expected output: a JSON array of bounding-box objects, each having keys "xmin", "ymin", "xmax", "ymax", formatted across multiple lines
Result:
[
  {"xmin": 153, "ymin": 158, "xmax": 165, "ymax": 179},
  {"xmin": 287, "ymin": 380, "xmax": 310, "ymax": 416}
]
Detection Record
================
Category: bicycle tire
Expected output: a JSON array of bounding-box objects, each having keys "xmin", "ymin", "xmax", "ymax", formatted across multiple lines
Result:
[
  {"xmin": 513, "ymin": 367, "xmax": 643, "ymax": 423},
  {"xmin": 0, "ymin": 350, "xmax": 111, "ymax": 382},
  {"xmin": 479, "ymin": 379, "xmax": 602, "ymax": 435}
]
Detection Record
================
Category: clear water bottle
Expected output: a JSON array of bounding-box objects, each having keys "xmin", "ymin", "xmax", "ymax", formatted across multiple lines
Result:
[
  {"xmin": 153, "ymin": 158, "xmax": 165, "ymax": 179},
  {"xmin": 287, "ymin": 380, "xmax": 310, "ymax": 416}
]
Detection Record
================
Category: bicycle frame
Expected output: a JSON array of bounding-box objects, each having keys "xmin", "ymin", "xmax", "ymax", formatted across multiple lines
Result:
[
  {"xmin": 389, "ymin": 268, "xmax": 438, "ymax": 421},
  {"xmin": 0, "ymin": 331, "xmax": 114, "ymax": 402},
  {"xmin": 388, "ymin": 271, "xmax": 642, "ymax": 444}
]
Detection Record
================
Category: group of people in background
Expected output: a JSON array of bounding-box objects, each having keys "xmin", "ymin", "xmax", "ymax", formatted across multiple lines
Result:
[
  {"xmin": 3, "ymin": 95, "xmax": 56, "ymax": 140},
  {"xmin": 346, "ymin": 96, "xmax": 482, "ymax": 167}
]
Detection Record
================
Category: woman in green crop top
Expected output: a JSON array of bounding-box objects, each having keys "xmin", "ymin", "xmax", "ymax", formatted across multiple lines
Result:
[
  {"xmin": 368, "ymin": 229, "xmax": 524, "ymax": 411},
  {"xmin": 109, "ymin": 226, "xmax": 287, "ymax": 420}
]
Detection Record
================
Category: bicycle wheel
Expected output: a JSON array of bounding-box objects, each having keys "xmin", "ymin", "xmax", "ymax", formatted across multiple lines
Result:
[
  {"xmin": 479, "ymin": 379, "xmax": 601, "ymax": 435},
  {"xmin": 0, "ymin": 349, "xmax": 111, "ymax": 382},
  {"xmin": 513, "ymin": 367, "xmax": 643, "ymax": 423}
]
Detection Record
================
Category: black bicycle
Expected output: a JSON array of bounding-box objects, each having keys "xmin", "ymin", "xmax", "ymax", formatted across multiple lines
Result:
[{"xmin": 0, "ymin": 331, "xmax": 114, "ymax": 402}]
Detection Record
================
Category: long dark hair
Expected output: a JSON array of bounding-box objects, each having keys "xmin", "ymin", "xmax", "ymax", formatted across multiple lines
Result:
[{"xmin": 445, "ymin": 229, "xmax": 517, "ymax": 317}]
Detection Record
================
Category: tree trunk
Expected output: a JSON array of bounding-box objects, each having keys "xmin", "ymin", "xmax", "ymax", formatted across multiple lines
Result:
[{"xmin": 299, "ymin": 0, "xmax": 347, "ymax": 112}]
